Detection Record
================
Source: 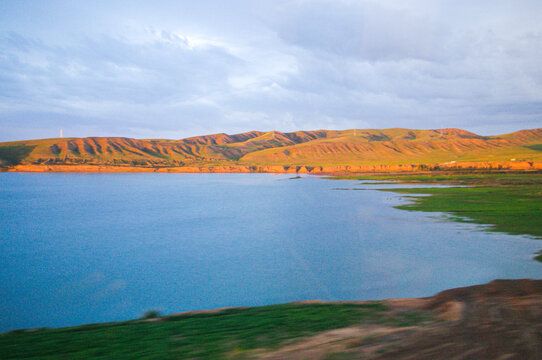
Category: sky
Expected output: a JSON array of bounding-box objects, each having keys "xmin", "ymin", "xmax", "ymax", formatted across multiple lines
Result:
[{"xmin": 1, "ymin": 0, "xmax": 541, "ymax": 141}]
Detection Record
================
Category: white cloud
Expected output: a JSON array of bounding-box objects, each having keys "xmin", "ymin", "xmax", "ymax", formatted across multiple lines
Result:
[{"xmin": 1, "ymin": 0, "xmax": 541, "ymax": 141}]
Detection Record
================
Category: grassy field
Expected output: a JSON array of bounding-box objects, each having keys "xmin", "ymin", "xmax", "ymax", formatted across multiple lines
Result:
[
  {"xmin": 0, "ymin": 303, "xmax": 431, "ymax": 360},
  {"xmin": 331, "ymin": 172, "xmax": 542, "ymax": 261}
]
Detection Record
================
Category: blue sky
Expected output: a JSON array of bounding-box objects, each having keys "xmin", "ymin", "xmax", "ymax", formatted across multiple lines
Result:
[{"xmin": 1, "ymin": 0, "xmax": 541, "ymax": 141}]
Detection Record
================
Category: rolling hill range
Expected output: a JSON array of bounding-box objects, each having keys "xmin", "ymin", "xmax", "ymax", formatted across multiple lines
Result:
[{"xmin": 1, "ymin": 128, "xmax": 542, "ymax": 172}]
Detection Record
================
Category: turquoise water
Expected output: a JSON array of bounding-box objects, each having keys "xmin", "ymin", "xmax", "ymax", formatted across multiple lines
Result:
[{"xmin": 1, "ymin": 173, "xmax": 541, "ymax": 331}]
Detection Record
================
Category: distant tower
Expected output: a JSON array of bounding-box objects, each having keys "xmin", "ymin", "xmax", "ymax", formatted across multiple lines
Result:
[{"xmin": 60, "ymin": 129, "xmax": 63, "ymax": 138}]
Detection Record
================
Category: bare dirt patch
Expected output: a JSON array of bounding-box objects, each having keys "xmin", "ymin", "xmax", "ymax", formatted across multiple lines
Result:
[{"xmin": 254, "ymin": 279, "xmax": 542, "ymax": 360}]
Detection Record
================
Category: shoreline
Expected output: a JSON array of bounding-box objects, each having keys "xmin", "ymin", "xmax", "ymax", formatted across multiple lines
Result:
[
  {"xmin": 3, "ymin": 279, "xmax": 542, "ymax": 359},
  {"xmin": 5, "ymin": 278, "xmax": 539, "ymax": 333},
  {"xmin": 4, "ymin": 160, "xmax": 542, "ymax": 174}
]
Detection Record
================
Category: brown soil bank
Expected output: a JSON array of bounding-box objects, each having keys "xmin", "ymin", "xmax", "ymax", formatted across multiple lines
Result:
[
  {"xmin": 264, "ymin": 279, "xmax": 542, "ymax": 360},
  {"xmin": 7, "ymin": 160, "xmax": 542, "ymax": 174}
]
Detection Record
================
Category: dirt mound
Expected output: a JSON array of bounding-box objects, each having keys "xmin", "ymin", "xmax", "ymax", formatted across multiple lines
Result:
[
  {"xmin": 428, "ymin": 278, "xmax": 542, "ymax": 307},
  {"xmin": 260, "ymin": 279, "xmax": 542, "ymax": 360}
]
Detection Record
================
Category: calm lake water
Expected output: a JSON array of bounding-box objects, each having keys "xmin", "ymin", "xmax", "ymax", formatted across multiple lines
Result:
[{"xmin": 1, "ymin": 173, "xmax": 541, "ymax": 331}]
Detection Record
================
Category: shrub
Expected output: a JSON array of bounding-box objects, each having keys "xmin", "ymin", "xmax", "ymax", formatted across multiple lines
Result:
[{"xmin": 141, "ymin": 310, "xmax": 161, "ymax": 320}]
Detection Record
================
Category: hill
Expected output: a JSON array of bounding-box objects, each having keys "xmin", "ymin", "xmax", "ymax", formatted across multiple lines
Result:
[{"xmin": 1, "ymin": 128, "xmax": 542, "ymax": 172}]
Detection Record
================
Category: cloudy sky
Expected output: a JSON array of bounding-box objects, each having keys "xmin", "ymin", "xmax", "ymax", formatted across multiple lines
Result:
[{"xmin": 1, "ymin": 0, "xmax": 541, "ymax": 141}]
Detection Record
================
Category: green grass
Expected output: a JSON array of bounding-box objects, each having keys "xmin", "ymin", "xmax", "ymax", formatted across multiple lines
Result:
[
  {"xmin": 0, "ymin": 303, "xmax": 431, "ymax": 360},
  {"xmin": 328, "ymin": 171, "xmax": 542, "ymax": 186},
  {"xmin": 387, "ymin": 186, "xmax": 542, "ymax": 238},
  {"xmin": 0, "ymin": 145, "xmax": 35, "ymax": 166},
  {"xmin": 331, "ymin": 172, "xmax": 542, "ymax": 262}
]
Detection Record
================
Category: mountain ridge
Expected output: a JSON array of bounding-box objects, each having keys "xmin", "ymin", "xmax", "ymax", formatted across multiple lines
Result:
[{"xmin": 1, "ymin": 128, "xmax": 541, "ymax": 171}]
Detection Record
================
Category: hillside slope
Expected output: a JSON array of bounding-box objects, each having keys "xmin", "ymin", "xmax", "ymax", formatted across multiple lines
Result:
[
  {"xmin": 242, "ymin": 128, "xmax": 542, "ymax": 165},
  {"xmin": 1, "ymin": 128, "xmax": 541, "ymax": 170}
]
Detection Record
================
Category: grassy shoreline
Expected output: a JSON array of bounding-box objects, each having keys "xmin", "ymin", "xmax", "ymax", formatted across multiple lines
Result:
[
  {"xmin": 0, "ymin": 302, "xmax": 431, "ymax": 359},
  {"xmin": 331, "ymin": 172, "xmax": 542, "ymax": 261}
]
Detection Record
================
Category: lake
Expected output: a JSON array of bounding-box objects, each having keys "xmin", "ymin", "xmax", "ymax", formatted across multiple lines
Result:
[{"xmin": 1, "ymin": 173, "xmax": 541, "ymax": 332}]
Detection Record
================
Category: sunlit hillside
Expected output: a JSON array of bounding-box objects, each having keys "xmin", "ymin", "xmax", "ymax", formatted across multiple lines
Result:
[{"xmin": 1, "ymin": 128, "xmax": 541, "ymax": 168}]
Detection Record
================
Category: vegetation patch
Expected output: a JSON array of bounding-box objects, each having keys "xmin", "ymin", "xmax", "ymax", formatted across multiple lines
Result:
[
  {"xmin": 328, "ymin": 171, "xmax": 542, "ymax": 186},
  {"xmin": 0, "ymin": 145, "xmax": 35, "ymax": 166},
  {"xmin": 332, "ymin": 172, "xmax": 542, "ymax": 262},
  {"xmin": 525, "ymin": 144, "xmax": 542, "ymax": 152},
  {"xmin": 385, "ymin": 185, "xmax": 542, "ymax": 239},
  {"xmin": 0, "ymin": 303, "xmax": 431, "ymax": 360}
]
